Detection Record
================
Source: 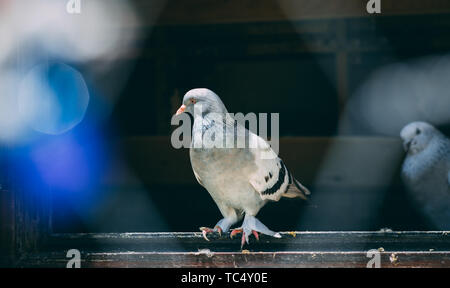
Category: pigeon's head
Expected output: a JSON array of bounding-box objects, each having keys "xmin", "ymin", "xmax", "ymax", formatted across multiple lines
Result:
[
  {"xmin": 400, "ymin": 121, "xmax": 437, "ymax": 154},
  {"xmin": 176, "ymin": 88, "xmax": 227, "ymax": 117}
]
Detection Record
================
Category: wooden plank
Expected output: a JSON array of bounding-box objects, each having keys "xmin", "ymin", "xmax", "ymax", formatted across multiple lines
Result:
[
  {"xmin": 21, "ymin": 251, "xmax": 450, "ymax": 268},
  {"xmin": 17, "ymin": 231, "xmax": 450, "ymax": 268},
  {"xmin": 133, "ymin": 0, "xmax": 450, "ymax": 26},
  {"xmin": 46, "ymin": 231, "xmax": 450, "ymax": 252}
]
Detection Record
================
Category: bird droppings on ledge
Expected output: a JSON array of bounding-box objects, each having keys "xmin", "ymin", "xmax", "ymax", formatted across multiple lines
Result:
[
  {"xmin": 390, "ymin": 253, "xmax": 399, "ymax": 264},
  {"xmin": 379, "ymin": 228, "xmax": 393, "ymax": 232},
  {"xmin": 195, "ymin": 249, "xmax": 214, "ymax": 258}
]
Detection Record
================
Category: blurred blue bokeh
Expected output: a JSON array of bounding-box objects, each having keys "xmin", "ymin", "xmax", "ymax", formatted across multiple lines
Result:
[{"xmin": 18, "ymin": 62, "xmax": 89, "ymax": 135}]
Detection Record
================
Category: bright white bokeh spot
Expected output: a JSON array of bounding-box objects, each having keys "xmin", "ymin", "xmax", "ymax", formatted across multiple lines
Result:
[
  {"xmin": 0, "ymin": 0, "xmax": 141, "ymax": 64},
  {"xmin": 340, "ymin": 55, "xmax": 450, "ymax": 135},
  {"xmin": 18, "ymin": 63, "xmax": 89, "ymax": 135}
]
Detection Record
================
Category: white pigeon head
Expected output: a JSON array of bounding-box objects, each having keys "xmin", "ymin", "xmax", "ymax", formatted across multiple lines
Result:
[
  {"xmin": 176, "ymin": 88, "xmax": 227, "ymax": 117},
  {"xmin": 400, "ymin": 121, "xmax": 438, "ymax": 154}
]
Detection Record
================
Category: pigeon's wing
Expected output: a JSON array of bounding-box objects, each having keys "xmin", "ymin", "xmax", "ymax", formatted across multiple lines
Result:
[
  {"xmin": 248, "ymin": 134, "xmax": 310, "ymax": 201},
  {"xmin": 189, "ymin": 144, "xmax": 205, "ymax": 187}
]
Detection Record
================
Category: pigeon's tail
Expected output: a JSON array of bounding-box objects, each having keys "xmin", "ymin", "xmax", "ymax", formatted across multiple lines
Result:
[{"xmin": 283, "ymin": 174, "xmax": 311, "ymax": 200}]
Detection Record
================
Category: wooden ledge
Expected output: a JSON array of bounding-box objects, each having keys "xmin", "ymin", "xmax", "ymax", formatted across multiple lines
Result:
[{"xmin": 17, "ymin": 231, "xmax": 450, "ymax": 267}]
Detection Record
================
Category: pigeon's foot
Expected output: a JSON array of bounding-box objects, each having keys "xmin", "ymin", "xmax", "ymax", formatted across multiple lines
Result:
[
  {"xmin": 199, "ymin": 217, "xmax": 238, "ymax": 241},
  {"xmin": 230, "ymin": 228, "xmax": 259, "ymax": 248},
  {"xmin": 230, "ymin": 228, "xmax": 259, "ymax": 240},
  {"xmin": 231, "ymin": 215, "xmax": 282, "ymax": 248},
  {"xmin": 199, "ymin": 226, "xmax": 222, "ymax": 241},
  {"xmin": 230, "ymin": 228, "xmax": 243, "ymax": 239}
]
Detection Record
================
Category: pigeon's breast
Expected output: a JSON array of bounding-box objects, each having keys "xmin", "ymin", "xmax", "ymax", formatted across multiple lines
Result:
[
  {"xmin": 402, "ymin": 146, "xmax": 450, "ymax": 229},
  {"xmin": 190, "ymin": 147, "xmax": 266, "ymax": 213}
]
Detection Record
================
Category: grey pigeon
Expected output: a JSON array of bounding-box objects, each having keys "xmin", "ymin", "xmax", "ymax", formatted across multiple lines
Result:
[
  {"xmin": 175, "ymin": 88, "xmax": 310, "ymax": 247},
  {"xmin": 400, "ymin": 121, "xmax": 450, "ymax": 229}
]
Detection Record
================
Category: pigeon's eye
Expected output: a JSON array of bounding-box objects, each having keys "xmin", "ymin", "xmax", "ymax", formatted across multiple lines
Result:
[
  {"xmin": 416, "ymin": 128, "xmax": 421, "ymax": 135},
  {"xmin": 190, "ymin": 98, "xmax": 197, "ymax": 104}
]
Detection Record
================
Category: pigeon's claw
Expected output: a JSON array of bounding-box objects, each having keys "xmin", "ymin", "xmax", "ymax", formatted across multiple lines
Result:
[
  {"xmin": 216, "ymin": 226, "xmax": 222, "ymax": 237},
  {"xmin": 202, "ymin": 230, "xmax": 210, "ymax": 241},
  {"xmin": 231, "ymin": 228, "xmax": 259, "ymax": 248},
  {"xmin": 199, "ymin": 226, "xmax": 223, "ymax": 241},
  {"xmin": 231, "ymin": 229, "xmax": 247, "ymax": 248},
  {"xmin": 230, "ymin": 228, "xmax": 243, "ymax": 239},
  {"xmin": 199, "ymin": 227, "xmax": 213, "ymax": 241},
  {"xmin": 252, "ymin": 230, "xmax": 260, "ymax": 241},
  {"xmin": 241, "ymin": 233, "xmax": 246, "ymax": 248}
]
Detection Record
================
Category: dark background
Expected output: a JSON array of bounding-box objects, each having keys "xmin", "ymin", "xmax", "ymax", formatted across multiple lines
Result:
[
  {"xmin": 55, "ymin": 9, "xmax": 450, "ymax": 233},
  {"xmin": 3, "ymin": 1, "xmax": 450, "ymax": 241}
]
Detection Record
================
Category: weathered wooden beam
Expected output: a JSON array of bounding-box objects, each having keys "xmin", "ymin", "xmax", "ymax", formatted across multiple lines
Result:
[
  {"xmin": 17, "ymin": 231, "xmax": 450, "ymax": 268},
  {"xmin": 20, "ymin": 251, "xmax": 450, "ymax": 268}
]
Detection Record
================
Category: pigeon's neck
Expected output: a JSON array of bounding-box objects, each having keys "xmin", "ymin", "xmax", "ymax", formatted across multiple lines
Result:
[
  {"xmin": 404, "ymin": 136, "xmax": 447, "ymax": 179},
  {"xmin": 197, "ymin": 100, "xmax": 228, "ymax": 116},
  {"xmin": 193, "ymin": 112, "xmax": 234, "ymax": 132},
  {"xmin": 190, "ymin": 111, "xmax": 237, "ymax": 149}
]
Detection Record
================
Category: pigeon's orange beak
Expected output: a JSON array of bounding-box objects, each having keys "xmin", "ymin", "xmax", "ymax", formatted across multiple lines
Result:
[{"xmin": 176, "ymin": 104, "xmax": 186, "ymax": 115}]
